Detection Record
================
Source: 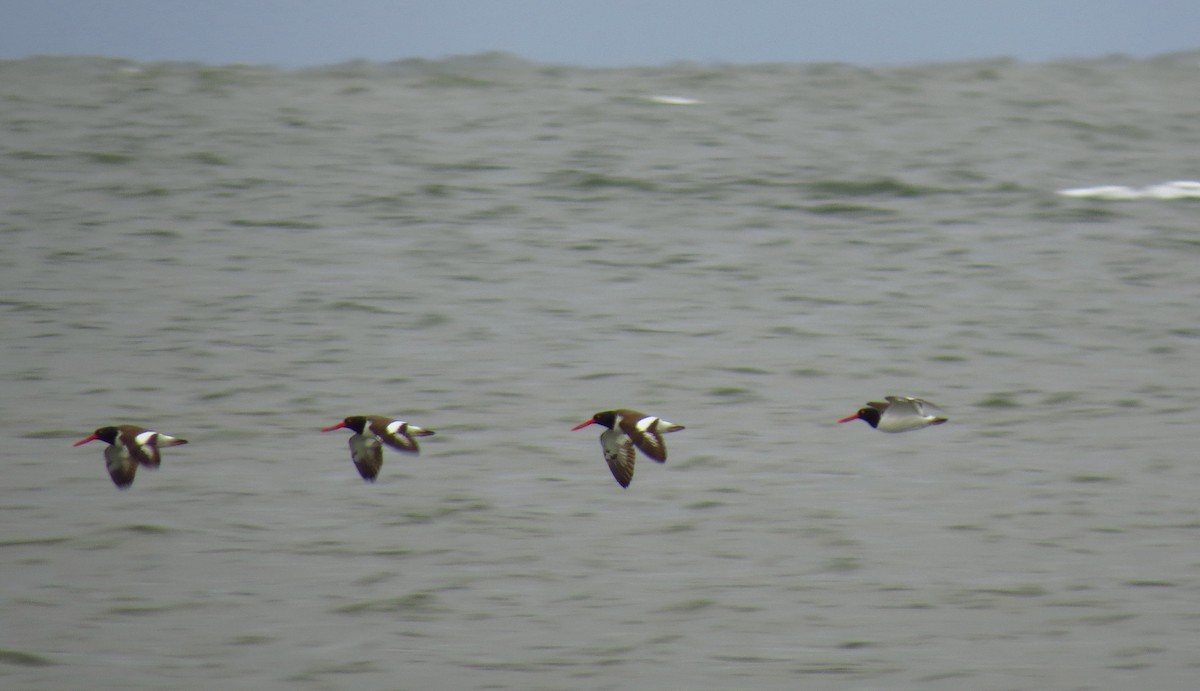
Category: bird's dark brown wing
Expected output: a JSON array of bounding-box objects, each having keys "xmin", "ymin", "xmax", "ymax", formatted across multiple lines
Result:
[
  {"xmin": 121, "ymin": 429, "xmax": 162, "ymax": 468},
  {"xmin": 349, "ymin": 434, "xmax": 384, "ymax": 481},
  {"xmin": 105, "ymin": 447, "xmax": 138, "ymax": 488},
  {"xmin": 369, "ymin": 418, "xmax": 425, "ymax": 454},
  {"xmin": 600, "ymin": 429, "xmax": 636, "ymax": 488},
  {"xmin": 619, "ymin": 416, "xmax": 669, "ymax": 463}
]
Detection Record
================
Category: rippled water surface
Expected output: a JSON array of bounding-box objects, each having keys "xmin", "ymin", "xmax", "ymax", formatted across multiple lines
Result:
[{"xmin": 2, "ymin": 53, "xmax": 1199, "ymax": 689}]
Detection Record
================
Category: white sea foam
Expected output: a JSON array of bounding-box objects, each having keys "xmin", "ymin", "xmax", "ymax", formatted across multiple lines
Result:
[
  {"xmin": 646, "ymin": 94, "xmax": 702, "ymax": 105},
  {"xmin": 1057, "ymin": 180, "xmax": 1200, "ymax": 199}
]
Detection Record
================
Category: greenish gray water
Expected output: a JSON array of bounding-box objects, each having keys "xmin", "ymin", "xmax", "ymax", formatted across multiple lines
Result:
[{"xmin": 2, "ymin": 53, "xmax": 1199, "ymax": 690}]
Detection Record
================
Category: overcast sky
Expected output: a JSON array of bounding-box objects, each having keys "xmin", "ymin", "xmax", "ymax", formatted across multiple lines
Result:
[{"xmin": 3, "ymin": 0, "xmax": 1199, "ymax": 68}]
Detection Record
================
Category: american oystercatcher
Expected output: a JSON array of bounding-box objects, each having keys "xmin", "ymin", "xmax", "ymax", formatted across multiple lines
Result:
[
  {"xmin": 73, "ymin": 425, "xmax": 188, "ymax": 488},
  {"xmin": 838, "ymin": 396, "xmax": 947, "ymax": 432},
  {"xmin": 321, "ymin": 415, "xmax": 435, "ymax": 482},
  {"xmin": 571, "ymin": 409, "xmax": 684, "ymax": 487}
]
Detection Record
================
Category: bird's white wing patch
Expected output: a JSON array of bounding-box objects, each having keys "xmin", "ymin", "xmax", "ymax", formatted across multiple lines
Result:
[
  {"xmin": 380, "ymin": 420, "xmax": 420, "ymax": 453},
  {"xmin": 628, "ymin": 415, "xmax": 681, "ymax": 462},
  {"xmin": 635, "ymin": 415, "xmax": 683, "ymax": 433},
  {"xmin": 634, "ymin": 416, "xmax": 660, "ymax": 432}
]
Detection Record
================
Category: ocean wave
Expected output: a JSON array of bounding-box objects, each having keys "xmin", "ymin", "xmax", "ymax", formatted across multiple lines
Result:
[{"xmin": 1057, "ymin": 181, "xmax": 1200, "ymax": 200}]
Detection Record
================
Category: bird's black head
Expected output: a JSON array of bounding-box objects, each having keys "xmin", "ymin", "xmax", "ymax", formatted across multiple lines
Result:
[
  {"xmin": 74, "ymin": 426, "xmax": 121, "ymax": 447},
  {"xmin": 590, "ymin": 411, "xmax": 618, "ymax": 429},
  {"xmin": 92, "ymin": 426, "xmax": 121, "ymax": 443},
  {"xmin": 341, "ymin": 416, "xmax": 369, "ymax": 434},
  {"xmin": 854, "ymin": 408, "xmax": 881, "ymax": 428}
]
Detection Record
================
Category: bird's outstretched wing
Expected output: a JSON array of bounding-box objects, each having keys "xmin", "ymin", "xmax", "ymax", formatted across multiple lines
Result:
[
  {"xmin": 600, "ymin": 428, "xmax": 637, "ymax": 488},
  {"xmin": 349, "ymin": 435, "xmax": 384, "ymax": 481}
]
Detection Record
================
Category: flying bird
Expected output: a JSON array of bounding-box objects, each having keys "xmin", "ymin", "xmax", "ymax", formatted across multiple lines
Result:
[
  {"xmin": 571, "ymin": 409, "xmax": 684, "ymax": 487},
  {"xmin": 73, "ymin": 425, "xmax": 188, "ymax": 488},
  {"xmin": 321, "ymin": 415, "xmax": 435, "ymax": 481},
  {"xmin": 838, "ymin": 396, "xmax": 947, "ymax": 432}
]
